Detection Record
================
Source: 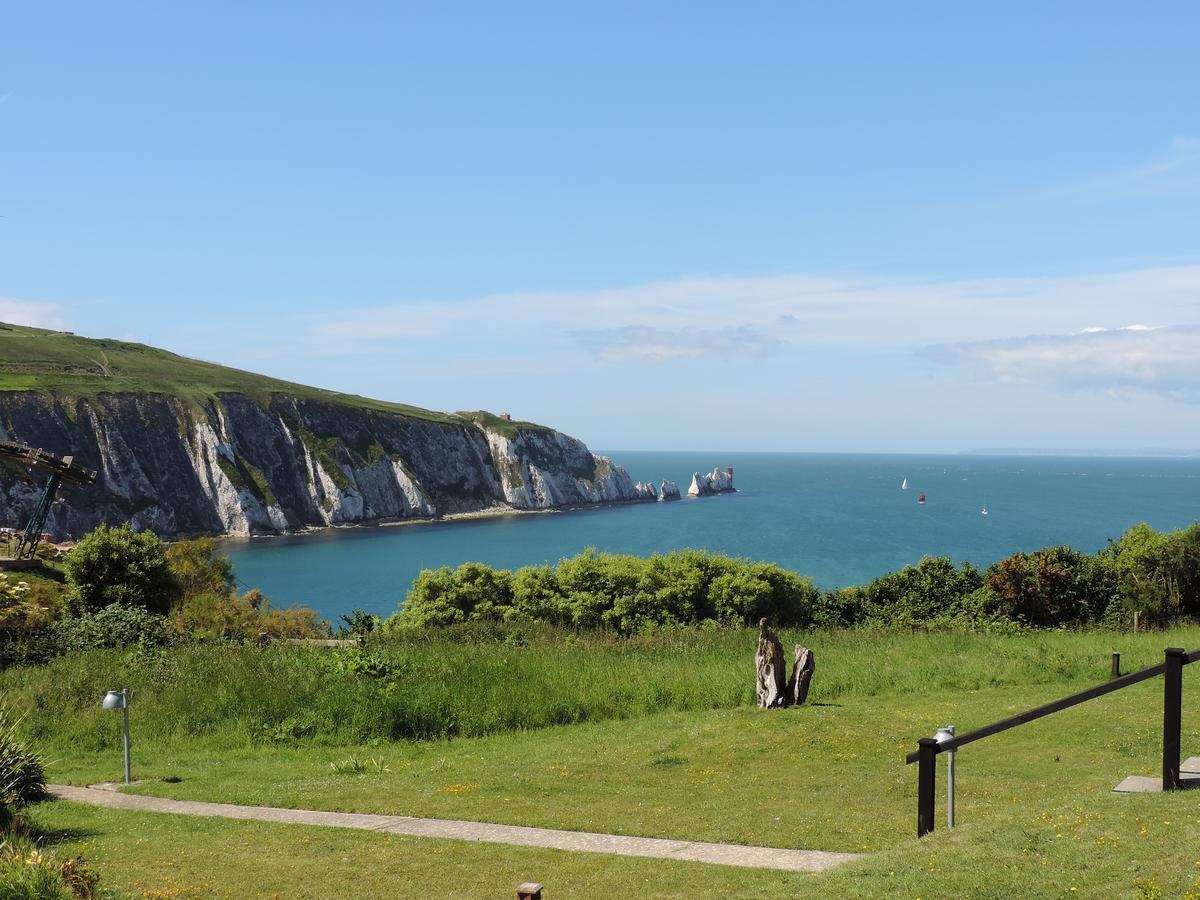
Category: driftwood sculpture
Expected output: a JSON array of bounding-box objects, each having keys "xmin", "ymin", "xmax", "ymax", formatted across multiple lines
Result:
[
  {"xmin": 756, "ymin": 618, "xmax": 789, "ymax": 708},
  {"xmin": 756, "ymin": 618, "xmax": 815, "ymax": 709},
  {"xmin": 789, "ymin": 644, "xmax": 815, "ymax": 705}
]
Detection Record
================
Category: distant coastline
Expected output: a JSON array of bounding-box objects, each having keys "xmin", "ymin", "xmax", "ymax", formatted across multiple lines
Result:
[{"xmin": 963, "ymin": 448, "xmax": 1200, "ymax": 458}]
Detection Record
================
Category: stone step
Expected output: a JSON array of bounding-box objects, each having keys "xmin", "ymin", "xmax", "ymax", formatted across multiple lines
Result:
[{"xmin": 1113, "ymin": 758, "xmax": 1200, "ymax": 793}]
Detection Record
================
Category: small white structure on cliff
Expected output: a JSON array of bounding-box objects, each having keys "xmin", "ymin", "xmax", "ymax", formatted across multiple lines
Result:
[{"xmin": 687, "ymin": 467, "xmax": 735, "ymax": 497}]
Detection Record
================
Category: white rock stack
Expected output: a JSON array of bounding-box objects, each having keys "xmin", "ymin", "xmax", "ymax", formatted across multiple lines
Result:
[
  {"xmin": 634, "ymin": 480, "xmax": 659, "ymax": 500},
  {"xmin": 687, "ymin": 467, "xmax": 736, "ymax": 497}
]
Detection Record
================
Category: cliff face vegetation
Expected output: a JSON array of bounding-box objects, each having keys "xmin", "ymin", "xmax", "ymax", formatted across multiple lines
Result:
[{"xmin": 0, "ymin": 324, "xmax": 644, "ymax": 538}]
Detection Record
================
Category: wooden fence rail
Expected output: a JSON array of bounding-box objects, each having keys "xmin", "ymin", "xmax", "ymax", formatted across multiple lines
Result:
[{"xmin": 906, "ymin": 646, "xmax": 1200, "ymax": 837}]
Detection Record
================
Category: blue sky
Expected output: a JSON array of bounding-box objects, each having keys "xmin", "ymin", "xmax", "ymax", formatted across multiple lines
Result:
[{"xmin": 2, "ymin": 2, "xmax": 1199, "ymax": 451}]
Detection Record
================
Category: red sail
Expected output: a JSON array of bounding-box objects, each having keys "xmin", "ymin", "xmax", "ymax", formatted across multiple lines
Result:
[{"xmin": 918, "ymin": 492, "xmax": 926, "ymax": 504}]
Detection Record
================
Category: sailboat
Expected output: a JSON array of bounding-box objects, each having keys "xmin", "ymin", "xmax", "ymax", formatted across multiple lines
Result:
[
  {"xmin": 901, "ymin": 478, "xmax": 909, "ymax": 491},
  {"xmin": 918, "ymin": 492, "xmax": 926, "ymax": 505},
  {"xmin": 981, "ymin": 507, "xmax": 989, "ymax": 516}
]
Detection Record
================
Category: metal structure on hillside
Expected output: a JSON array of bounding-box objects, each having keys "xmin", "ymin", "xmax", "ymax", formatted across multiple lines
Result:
[{"xmin": 0, "ymin": 439, "xmax": 96, "ymax": 561}]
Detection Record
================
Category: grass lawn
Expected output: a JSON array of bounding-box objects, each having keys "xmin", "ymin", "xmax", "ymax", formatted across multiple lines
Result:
[
  {"xmin": 29, "ymin": 629, "xmax": 1200, "ymax": 897},
  {"xmin": 27, "ymin": 801, "xmax": 827, "ymax": 899}
]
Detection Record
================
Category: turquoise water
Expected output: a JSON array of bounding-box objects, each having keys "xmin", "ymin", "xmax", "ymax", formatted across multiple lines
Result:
[{"xmin": 221, "ymin": 453, "xmax": 1200, "ymax": 622}]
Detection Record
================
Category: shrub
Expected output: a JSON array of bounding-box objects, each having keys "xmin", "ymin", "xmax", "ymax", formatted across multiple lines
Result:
[
  {"xmin": 1103, "ymin": 522, "xmax": 1200, "ymax": 625},
  {"xmin": 983, "ymin": 546, "xmax": 1115, "ymax": 627},
  {"xmin": 0, "ymin": 706, "xmax": 47, "ymax": 833},
  {"xmin": 0, "ymin": 575, "xmax": 56, "ymax": 642},
  {"xmin": 507, "ymin": 565, "xmax": 571, "ymax": 625},
  {"xmin": 337, "ymin": 609, "xmax": 380, "ymax": 640},
  {"xmin": 165, "ymin": 537, "xmax": 235, "ymax": 601},
  {"xmin": 62, "ymin": 525, "xmax": 179, "ymax": 616},
  {"xmin": 51, "ymin": 603, "xmax": 170, "ymax": 654},
  {"xmin": 170, "ymin": 589, "xmax": 328, "ymax": 641},
  {"xmin": 820, "ymin": 556, "xmax": 984, "ymax": 629},
  {"xmin": 389, "ymin": 549, "xmax": 820, "ymax": 633},
  {"xmin": 317, "ymin": 646, "xmax": 392, "ymax": 679}
]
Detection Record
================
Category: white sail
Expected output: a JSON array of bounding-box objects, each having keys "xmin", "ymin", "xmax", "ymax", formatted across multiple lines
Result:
[{"xmin": 901, "ymin": 478, "xmax": 908, "ymax": 490}]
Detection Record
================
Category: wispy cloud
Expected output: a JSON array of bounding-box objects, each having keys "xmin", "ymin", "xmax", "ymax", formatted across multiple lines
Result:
[
  {"xmin": 928, "ymin": 324, "xmax": 1200, "ymax": 402},
  {"xmin": 0, "ymin": 299, "xmax": 68, "ymax": 330},
  {"xmin": 1061, "ymin": 136, "xmax": 1200, "ymax": 198},
  {"xmin": 301, "ymin": 265, "xmax": 1200, "ymax": 361},
  {"xmin": 571, "ymin": 324, "xmax": 787, "ymax": 363}
]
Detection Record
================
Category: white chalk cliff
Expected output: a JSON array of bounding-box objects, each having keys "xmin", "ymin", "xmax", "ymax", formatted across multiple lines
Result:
[{"xmin": 0, "ymin": 392, "xmax": 655, "ymax": 539}]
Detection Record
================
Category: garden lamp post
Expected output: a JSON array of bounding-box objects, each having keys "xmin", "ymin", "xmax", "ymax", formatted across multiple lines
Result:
[
  {"xmin": 935, "ymin": 725, "xmax": 956, "ymax": 828},
  {"xmin": 102, "ymin": 689, "xmax": 131, "ymax": 785}
]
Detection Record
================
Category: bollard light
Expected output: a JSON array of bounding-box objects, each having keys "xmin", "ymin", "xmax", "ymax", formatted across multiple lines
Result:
[
  {"xmin": 101, "ymin": 688, "xmax": 132, "ymax": 785},
  {"xmin": 934, "ymin": 725, "xmax": 956, "ymax": 828}
]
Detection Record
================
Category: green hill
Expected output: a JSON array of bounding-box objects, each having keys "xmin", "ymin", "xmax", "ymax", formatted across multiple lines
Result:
[{"xmin": 0, "ymin": 322, "xmax": 536, "ymax": 428}]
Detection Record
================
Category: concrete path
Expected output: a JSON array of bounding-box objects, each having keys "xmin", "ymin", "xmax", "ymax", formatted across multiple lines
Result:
[{"xmin": 49, "ymin": 784, "xmax": 859, "ymax": 874}]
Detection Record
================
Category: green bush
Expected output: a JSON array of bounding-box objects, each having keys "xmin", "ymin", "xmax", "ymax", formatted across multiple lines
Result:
[
  {"xmin": 1103, "ymin": 523, "xmax": 1200, "ymax": 625},
  {"xmin": 165, "ymin": 537, "xmax": 235, "ymax": 601},
  {"xmin": 317, "ymin": 646, "xmax": 393, "ymax": 679},
  {"xmin": 388, "ymin": 549, "xmax": 820, "ymax": 633},
  {"xmin": 51, "ymin": 603, "xmax": 171, "ymax": 654},
  {"xmin": 386, "ymin": 524, "xmax": 1200, "ymax": 635},
  {"xmin": 62, "ymin": 524, "xmax": 179, "ymax": 616},
  {"xmin": 0, "ymin": 706, "xmax": 47, "ymax": 833},
  {"xmin": 982, "ymin": 545, "xmax": 1115, "ymax": 627},
  {"xmin": 826, "ymin": 556, "xmax": 984, "ymax": 629}
]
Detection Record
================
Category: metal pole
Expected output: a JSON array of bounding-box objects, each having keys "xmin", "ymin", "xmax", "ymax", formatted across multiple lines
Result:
[
  {"xmin": 917, "ymin": 737, "xmax": 937, "ymax": 837},
  {"xmin": 1163, "ymin": 648, "xmax": 1184, "ymax": 791},
  {"xmin": 945, "ymin": 725, "xmax": 956, "ymax": 828},
  {"xmin": 121, "ymin": 688, "xmax": 131, "ymax": 785}
]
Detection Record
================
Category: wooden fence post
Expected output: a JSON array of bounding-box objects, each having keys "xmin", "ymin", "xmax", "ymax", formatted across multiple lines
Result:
[
  {"xmin": 917, "ymin": 737, "xmax": 938, "ymax": 837},
  {"xmin": 1111, "ymin": 652, "xmax": 1120, "ymax": 679},
  {"xmin": 1163, "ymin": 648, "xmax": 1185, "ymax": 791}
]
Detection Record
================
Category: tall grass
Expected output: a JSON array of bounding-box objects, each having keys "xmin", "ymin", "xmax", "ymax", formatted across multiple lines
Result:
[{"xmin": 4, "ymin": 624, "xmax": 1199, "ymax": 753}]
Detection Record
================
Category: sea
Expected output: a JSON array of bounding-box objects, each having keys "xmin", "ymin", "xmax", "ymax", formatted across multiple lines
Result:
[{"xmin": 220, "ymin": 452, "xmax": 1200, "ymax": 623}]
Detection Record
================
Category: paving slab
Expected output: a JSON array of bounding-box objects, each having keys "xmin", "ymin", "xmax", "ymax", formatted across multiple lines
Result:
[
  {"xmin": 1112, "ymin": 773, "xmax": 1200, "ymax": 793},
  {"xmin": 49, "ymin": 784, "xmax": 859, "ymax": 873}
]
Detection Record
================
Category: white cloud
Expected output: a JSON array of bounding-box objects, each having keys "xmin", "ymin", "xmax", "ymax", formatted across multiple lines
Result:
[
  {"xmin": 302, "ymin": 265, "xmax": 1200, "ymax": 362},
  {"xmin": 571, "ymin": 324, "xmax": 787, "ymax": 363},
  {"xmin": 928, "ymin": 324, "xmax": 1200, "ymax": 402},
  {"xmin": 0, "ymin": 299, "xmax": 68, "ymax": 330}
]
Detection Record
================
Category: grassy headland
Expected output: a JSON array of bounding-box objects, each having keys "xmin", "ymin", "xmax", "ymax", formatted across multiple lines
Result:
[{"xmin": 0, "ymin": 321, "xmax": 464, "ymax": 422}]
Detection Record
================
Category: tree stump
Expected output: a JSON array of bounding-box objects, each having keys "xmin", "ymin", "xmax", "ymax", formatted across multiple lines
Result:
[
  {"xmin": 756, "ymin": 618, "xmax": 788, "ymax": 708},
  {"xmin": 788, "ymin": 645, "xmax": 815, "ymax": 706}
]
